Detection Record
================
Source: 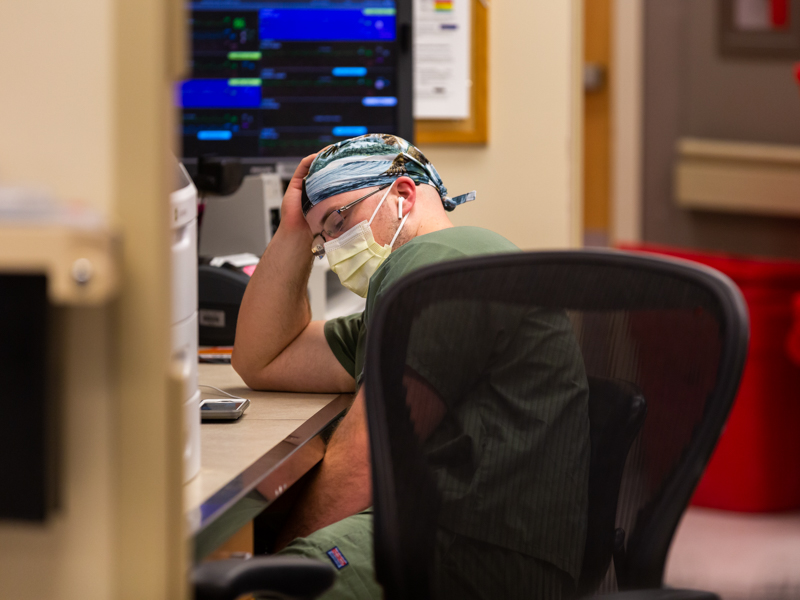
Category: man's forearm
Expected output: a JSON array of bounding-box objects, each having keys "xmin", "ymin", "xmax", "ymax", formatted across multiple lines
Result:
[{"xmin": 232, "ymin": 226, "xmax": 314, "ymax": 385}]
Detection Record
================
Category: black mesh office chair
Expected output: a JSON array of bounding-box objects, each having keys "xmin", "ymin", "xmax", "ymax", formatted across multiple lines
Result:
[
  {"xmin": 193, "ymin": 556, "xmax": 335, "ymax": 600},
  {"xmin": 364, "ymin": 249, "xmax": 748, "ymax": 600},
  {"xmin": 578, "ymin": 377, "xmax": 647, "ymax": 596}
]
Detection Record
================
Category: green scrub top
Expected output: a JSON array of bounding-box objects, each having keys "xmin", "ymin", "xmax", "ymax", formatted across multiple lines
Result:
[
  {"xmin": 324, "ymin": 227, "xmax": 518, "ymax": 384},
  {"xmin": 324, "ymin": 226, "xmax": 590, "ymax": 581}
]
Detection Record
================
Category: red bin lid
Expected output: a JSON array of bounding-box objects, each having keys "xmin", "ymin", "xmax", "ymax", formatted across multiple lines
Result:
[{"xmin": 618, "ymin": 243, "xmax": 800, "ymax": 289}]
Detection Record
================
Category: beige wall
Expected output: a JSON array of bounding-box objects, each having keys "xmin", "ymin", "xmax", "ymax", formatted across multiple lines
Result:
[
  {"xmin": 0, "ymin": 1, "xmax": 115, "ymax": 214},
  {"xmin": 0, "ymin": 1, "xmax": 184, "ymax": 598},
  {"xmin": 424, "ymin": 0, "xmax": 584, "ymax": 250}
]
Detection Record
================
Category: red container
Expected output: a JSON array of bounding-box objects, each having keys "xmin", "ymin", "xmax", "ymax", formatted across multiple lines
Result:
[{"xmin": 620, "ymin": 243, "xmax": 800, "ymax": 512}]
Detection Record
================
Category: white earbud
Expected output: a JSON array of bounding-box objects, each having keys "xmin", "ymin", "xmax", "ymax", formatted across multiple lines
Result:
[{"xmin": 398, "ymin": 197, "xmax": 405, "ymax": 219}]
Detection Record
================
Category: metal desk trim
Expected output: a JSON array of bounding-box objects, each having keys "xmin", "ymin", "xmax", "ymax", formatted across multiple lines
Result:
[{"xmin": 191, "ymin": 393, "xmax": 353, "ymax": 561}]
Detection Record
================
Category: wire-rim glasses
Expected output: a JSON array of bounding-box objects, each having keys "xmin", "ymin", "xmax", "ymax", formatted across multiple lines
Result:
[{"xmin": 311, "ymin": 183, "xmax": 392, "ymax": 258}]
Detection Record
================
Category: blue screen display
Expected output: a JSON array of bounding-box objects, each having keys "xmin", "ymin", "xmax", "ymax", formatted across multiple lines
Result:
[
  {"xmin": 182, "ymin": 0, "xmax": 401, "ymax": 159},
  {"xmin": 259, "ymin": 8, "xmax": 396, "ymax": 42},
  {"xmin": 181, "ymin": 79, "xmax": 263, "ymax": 109}
]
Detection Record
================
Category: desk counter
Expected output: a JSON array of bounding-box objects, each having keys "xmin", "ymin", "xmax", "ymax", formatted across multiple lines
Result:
[{"xmin": 186, "ymin": 363, "xmax": 353, "ymax": 561}]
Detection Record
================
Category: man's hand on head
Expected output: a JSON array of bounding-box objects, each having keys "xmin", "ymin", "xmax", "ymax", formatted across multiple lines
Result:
[
  {"xmin": 279, "ymin": 152, "xmax": 318, "ymax": 236},
  {"xmin": 233, "ymin": 150, "xmax": 359, "ymax": 393}
]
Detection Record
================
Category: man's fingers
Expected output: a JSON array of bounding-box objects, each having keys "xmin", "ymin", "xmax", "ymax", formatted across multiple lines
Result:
[
  {"xmin": 280, "ymin": 153, "xmax": 319, "ymax": 229},
  {"xmin": 290, "ymin": 153, "xmax": 318, "ymax": 183}
]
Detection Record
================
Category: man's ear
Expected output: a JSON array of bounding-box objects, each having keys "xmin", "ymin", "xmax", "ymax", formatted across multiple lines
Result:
[{"xmin": 395, "ymin": 177, "xmax": 416, "ymax": 217}]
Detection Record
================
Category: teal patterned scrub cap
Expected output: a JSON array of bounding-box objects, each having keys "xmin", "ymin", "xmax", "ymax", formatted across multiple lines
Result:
[{"xmin": 301, "ymin": 133, "xmax": 476, "ymax": 216}]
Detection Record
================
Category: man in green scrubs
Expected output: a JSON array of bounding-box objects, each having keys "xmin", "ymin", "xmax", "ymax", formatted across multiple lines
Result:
[{"xmin": 232, "ymin": 134, "xmax": 589, "ymax": 599}]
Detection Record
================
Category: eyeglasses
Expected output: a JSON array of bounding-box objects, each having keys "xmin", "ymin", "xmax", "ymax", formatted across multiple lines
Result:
[{"xmin": 311, "ymin": 183, "xmax": 391, "ymax": 258}]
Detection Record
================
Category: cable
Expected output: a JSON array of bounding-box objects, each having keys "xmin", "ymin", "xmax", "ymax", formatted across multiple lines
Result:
[{"xmin": 198, "ymin": 384, "xmax": 247, "ymax": 400}]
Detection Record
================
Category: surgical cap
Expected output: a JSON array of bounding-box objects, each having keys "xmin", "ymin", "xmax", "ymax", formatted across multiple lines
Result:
[{"xmin": 301, "ymin": 133, "xmax": 476, "ymax": 216}]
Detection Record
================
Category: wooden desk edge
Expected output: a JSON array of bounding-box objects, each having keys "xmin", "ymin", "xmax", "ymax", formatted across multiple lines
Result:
[{"xmin": 191, "ymin": 393, "xmax": 354, "ymax": 561}]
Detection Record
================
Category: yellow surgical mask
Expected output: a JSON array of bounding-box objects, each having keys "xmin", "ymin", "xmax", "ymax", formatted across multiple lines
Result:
[{"xmin": 324, "ymin": 184, "xmax": 408, "ymax": 298}]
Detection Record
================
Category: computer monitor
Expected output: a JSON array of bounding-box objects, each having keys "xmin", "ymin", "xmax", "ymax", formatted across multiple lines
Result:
[{"xmin": 180, "ymin": 0, "xmax": 413, "ymax": 172}]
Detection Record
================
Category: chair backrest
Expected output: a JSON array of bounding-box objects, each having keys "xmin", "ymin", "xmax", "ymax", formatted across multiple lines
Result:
[
  {"xmin": 364, "ymin": 250, "xmax": 748, "ymax": 600},
  {"xmin": 578, "ymin": 377, "xmax": 647, "ymax": 596}
]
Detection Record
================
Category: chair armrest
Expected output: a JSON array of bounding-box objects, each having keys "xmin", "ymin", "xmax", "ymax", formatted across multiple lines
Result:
[
  {"xmin": 594, "ymin": 590, "xmax": 719, "ymax": 600},
  {"xmin": 193, "ymin": 556, "xmax": 336, "ymax": 600}
]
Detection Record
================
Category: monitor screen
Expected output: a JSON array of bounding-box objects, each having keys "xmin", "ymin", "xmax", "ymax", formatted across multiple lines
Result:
[{"xmin": 181, "ymin": 0, "xmax": 413, "ymax": 168}]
